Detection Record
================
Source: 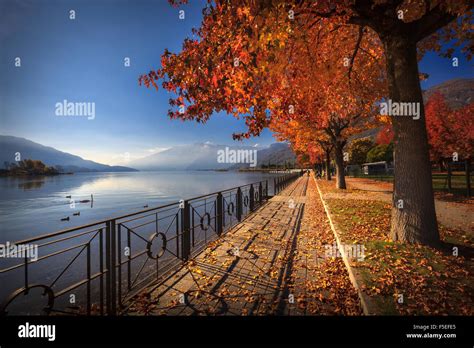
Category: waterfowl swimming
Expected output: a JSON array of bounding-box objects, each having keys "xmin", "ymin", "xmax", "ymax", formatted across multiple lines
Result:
[
  {"xmin": 61, "ymin": 216, "xmax": 70, "ymax": 221},
  {"xmin": 73, "ymin": 212, "xmax": 80, "ymax": 216},
  {"xmin": 66, "ymin": 195, "xmax": 71, "ymax": 198},
  {"xmin": 80, "ymin": 194, "xmax": 94, "ymax": 203}
]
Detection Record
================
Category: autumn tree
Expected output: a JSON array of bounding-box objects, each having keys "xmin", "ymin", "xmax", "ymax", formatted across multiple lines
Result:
[
  {"xmin": 318, "ymin": 139, "xmax": 334, "ymax": 181},
  {"xmin": 376, "ymin": 124, "xmax": 395, "ymax": 145},
  {"xmin": 425, "ymin": 92, "xmax": 474, "ymax": 164},
  {"xmin": 348, "ymin": 137, "xmax": 374, "ymax": 165},
  {"xmin": 367, "ymin": 143, "xmax": 394, "ymax": 163},
  {"xmin": 336, "ymin": 1, "xmax": 472, "ymax": 246},
  {"xmin": 380, "ymin": 93, "xmax": 474, "ymax": 167},
  {"xmin": 272, "ymin": 118, "xmax": 333, "ymax": 181},
  {"xmin": 448, "ymin": 103, "xmax": 474, "ymax": 161},
  {"xmin": 261, "ymin": 21, "xmax": 386, "ymax": 189},
  {"xmin": 140, "ymin": 0, "xmax": 473, "ymax": 245}
]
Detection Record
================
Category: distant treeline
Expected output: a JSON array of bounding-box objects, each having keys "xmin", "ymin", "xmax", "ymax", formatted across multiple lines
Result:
[
  {"xmin": 260, "ymin": 161, "xmax": 297, "ymax": 169},
  {"xmin": 1, "ymin": 159, "xmax": 64, "ymax": 176}
]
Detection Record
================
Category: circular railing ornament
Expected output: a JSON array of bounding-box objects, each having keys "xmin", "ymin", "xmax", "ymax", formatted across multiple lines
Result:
[
  {"xmin": 1, "ymin": 284, "xmax": 55, "ymax": 316},
  {"xmin": 146, "ymin": 232, "xmax": 167, "ymax": 259},
  {"xmin": 254, "ymin": 191, "xmax": 259, "ymax": 201},
  {"xmin": 243, "ymin": 196, "xmax": 249, "ymax": 207},
  {"xmin": 200, "ymin": 212, "xmax": 211, "ymax": 231},
  {"xmin": 227, "ymin": 202, "xmax": 234, "ymax": 216}
]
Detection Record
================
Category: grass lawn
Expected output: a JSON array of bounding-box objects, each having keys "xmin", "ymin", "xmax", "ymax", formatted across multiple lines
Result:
[
  {"xmin": 317, "ymin": 179, "xmax": 474, "ymax": 315},
  {"xmin": 350, "ymin": 172, "xmax": 473, "ymax": 196}
]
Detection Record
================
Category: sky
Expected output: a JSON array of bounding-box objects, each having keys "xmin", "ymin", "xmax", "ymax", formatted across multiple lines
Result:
[{"xmin": 0, "ymin": 0, "xmax": 472, "ymax": 165}]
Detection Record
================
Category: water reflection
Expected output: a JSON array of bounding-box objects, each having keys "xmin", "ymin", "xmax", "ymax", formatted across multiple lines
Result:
[
  {"xmin": 0, "ymin": 171, "xmax": 278, "ymax": 243},
  {"xmin": 18, "ymin": 177, "xmax": 46, "ymax": 190}
]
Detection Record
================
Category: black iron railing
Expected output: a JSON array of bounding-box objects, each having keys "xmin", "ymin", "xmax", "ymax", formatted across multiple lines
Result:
[
  {"xmin": 0, "ymin": 180, "xmax": 273, "ymax": 316},
  {"xmin": 274, "ymin": 171, "xmax": 304, "ymax": 194}
]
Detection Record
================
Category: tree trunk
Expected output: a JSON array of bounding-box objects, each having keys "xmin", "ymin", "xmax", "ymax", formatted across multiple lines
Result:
[
  {"xmin": 383, "ymin": 35, "xmax": 439, "ymax": 246},
  {"xmin": 325, "ymin": 150, "xmax": 331, "ymax": 181},
  {"xmin": 334, "ymin": 142, "xmax": 346, "ymax": 189}
]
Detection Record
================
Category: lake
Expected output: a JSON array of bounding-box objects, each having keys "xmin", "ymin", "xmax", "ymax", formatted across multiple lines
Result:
[{"xmin": 0, "ymin": 171, "xmax": 279, "ymax": 243}]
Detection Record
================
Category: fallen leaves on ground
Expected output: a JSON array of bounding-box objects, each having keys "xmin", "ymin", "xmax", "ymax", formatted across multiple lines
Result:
[
  {"xmin": 286, "ymin": 177, "xmax": 362, "ymax": 315},
  {"xmin": 318, "ymin": 180, "xmax": 474, "ymax": 315}
]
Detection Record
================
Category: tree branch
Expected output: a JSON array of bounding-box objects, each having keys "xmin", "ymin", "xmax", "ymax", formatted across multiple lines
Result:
[
  {"xmin": 348, "ymin": 26, "xmax": 364, "ymax": 82},
  {"xmin": 414, "ymin": 5, "xmax": 458, "ymax": 42}
]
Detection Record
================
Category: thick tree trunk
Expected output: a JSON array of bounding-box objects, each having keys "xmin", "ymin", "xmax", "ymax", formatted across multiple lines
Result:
[
  {"xmin": 325, "ymin": 150, "xmax": 331, "ymax": 181},
  {"xmin": 334, "ymin": 142, "xmax": 347, "ymax": 189},
  {"xmin": 383, "ymin": 35, "xmax": 439, "ymax": 246}
]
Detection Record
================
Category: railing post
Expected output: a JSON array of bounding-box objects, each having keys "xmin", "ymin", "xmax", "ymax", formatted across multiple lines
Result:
[
  {"xmin": 236, "ymin": 187, "xmax": 242, "ymax": 221},
  {"xmin": 105, "ymin": 221, "xmax": 110, "ymax": 315},
  {"xmin": 181, "ymin": 200, "xmax": 191, "ymax": 260},
  {"xmin": 274, "ymin": 178, "xmax": 277, "ymax": 195},
  {"xmin": 249, "ymin": 184, "xmax": 255, "ymax": 211},
  {"xmin": 111, "ymin": 219, "xmax": 117, "ymax": 315},
  {"xmin": 265, "ymin": 180, "xmax": 268, "ymax": 200},
  {"xmin": 105, "ymin": 219, "xmax": 117, "ymax": 316},
  {"xmin": 216, "ymin": 192, "xmax": 223, "ymax": 236},
  {"xmin": 258, "ymin": 182, "xmax": 263, "ymax": 204},
  {"xmin": 117, "ymin": 223, "xmax": 122, "ymax": 310}
]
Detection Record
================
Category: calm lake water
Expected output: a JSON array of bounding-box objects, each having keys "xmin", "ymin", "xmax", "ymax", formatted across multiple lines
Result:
[{"xmin": 0, "ymin": 171, "xmax": 278, "ymax": 243}]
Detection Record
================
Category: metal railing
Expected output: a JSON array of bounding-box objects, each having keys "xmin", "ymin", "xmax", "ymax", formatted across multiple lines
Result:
[
  {"xmin": 0, "ymin": 180, "xmax": 271, "ymax": 316},
  {"xmin": 273, "ymin": 171, "xmax": 304, "ymax": 195}
]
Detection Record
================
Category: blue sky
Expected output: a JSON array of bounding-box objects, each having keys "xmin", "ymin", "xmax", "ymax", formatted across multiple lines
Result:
[{"xmin": 0, "ymin": 0, "xmax": 472, "ymax": 165}]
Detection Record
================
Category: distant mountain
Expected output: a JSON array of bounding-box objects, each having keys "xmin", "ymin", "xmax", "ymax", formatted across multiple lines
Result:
[
  {"xmin": 0, "ymin": 135, "xmax": 137, "ymax": 172},
  {"xmin": 257, "ymin": 142, "xmax": 296, "ymax": 166},
  {"xmin": 130, "ymin": 143, "xmax": 252, "ymax": 170},
  {"xmin": 230, "ymin": 143, "xmax": 296, "ymax": 169},
  {"xmin": 129, "ymin": 142, "xmax": 296, "ymax": 170},
  {"xmin": 349, "ymin": 78, "xmax": 473, "ymax": 143},
  {"xmin": 423, "ymin": 78, "xmax": 473, "ymax": 109}
]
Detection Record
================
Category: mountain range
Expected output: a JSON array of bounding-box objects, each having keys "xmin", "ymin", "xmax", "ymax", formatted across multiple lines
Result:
[
  {"xmin": 0, "ymin": 135, "xmax": 296, "ymax": 172},
  {"xmin": 0, "ymin": 135, "xmax": 137, "ymax": 172},
  {"xmin": 2, "ymin": 78, "xmax": 468, "ymax": 171},
  {"xmin": 423, "ymin": 78, "xmax": 473, "ymax": 109},
  {"xmin": 129, "ymin": 142, "xmax": 295, "ymax": 170},
  {"xmin": 229, "ymin": 143, "xmax": 296, "ymax": 169}
]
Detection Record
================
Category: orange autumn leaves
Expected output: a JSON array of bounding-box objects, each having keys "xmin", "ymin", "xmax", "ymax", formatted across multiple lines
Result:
[
  {"xmin": 376, "ymin": 92, "xmax": 474, "ymax": 162},
  {"xmin": 267, "ymin": 21, "xmax": 386, "ymax": 162},
  {"xmin": 319, "ymin": 183, "xmax": 474, "ymax": 316},
  {"xmin": 425, "ymin": 92, "xmax": 474, "ymax": 161},
  {"xmin": 139, "ymin": 1, "xmax": 387, "ymax": 147},
  {"xmin": 139, "ymin": 0, "xmax": 471, "ymax": 165}
]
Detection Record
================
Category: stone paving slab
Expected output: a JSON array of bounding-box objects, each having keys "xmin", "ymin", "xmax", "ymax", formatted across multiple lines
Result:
[{"xmin": 127, "ymin": 176, "xmax": 309, "ymax": 315}]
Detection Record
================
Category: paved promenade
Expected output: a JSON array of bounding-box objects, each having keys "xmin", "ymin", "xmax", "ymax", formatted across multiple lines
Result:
[{"xmin": 127, "ymin": 175, "xmax": 361, "ymax": 315}]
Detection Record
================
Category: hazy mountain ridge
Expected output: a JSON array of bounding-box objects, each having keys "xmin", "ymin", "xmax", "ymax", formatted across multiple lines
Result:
[
  {"xmin": 0, "ymin": 136, "xmax": 295, "ymax": 172},
  {"xmin": 130, "ymin": 142, "xmax": 296, "ymax": 170},
  {"xmin": 422, "ymin": 78, "xmax": 473, "ymax": 110},
  {"xmin": 229, "ymin": 143, "xmax": 296, "ymax": 169},
  {"xmin": 130, "ymin": 143, "xmax": 246, "ymax": 170},
  {"xmin": 5, "ymin": 79, "xmax": 467, "ymax": 171},
  {"xmin": 0, "ymin": 135, "xmax": 137, "ymax": 172}
]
